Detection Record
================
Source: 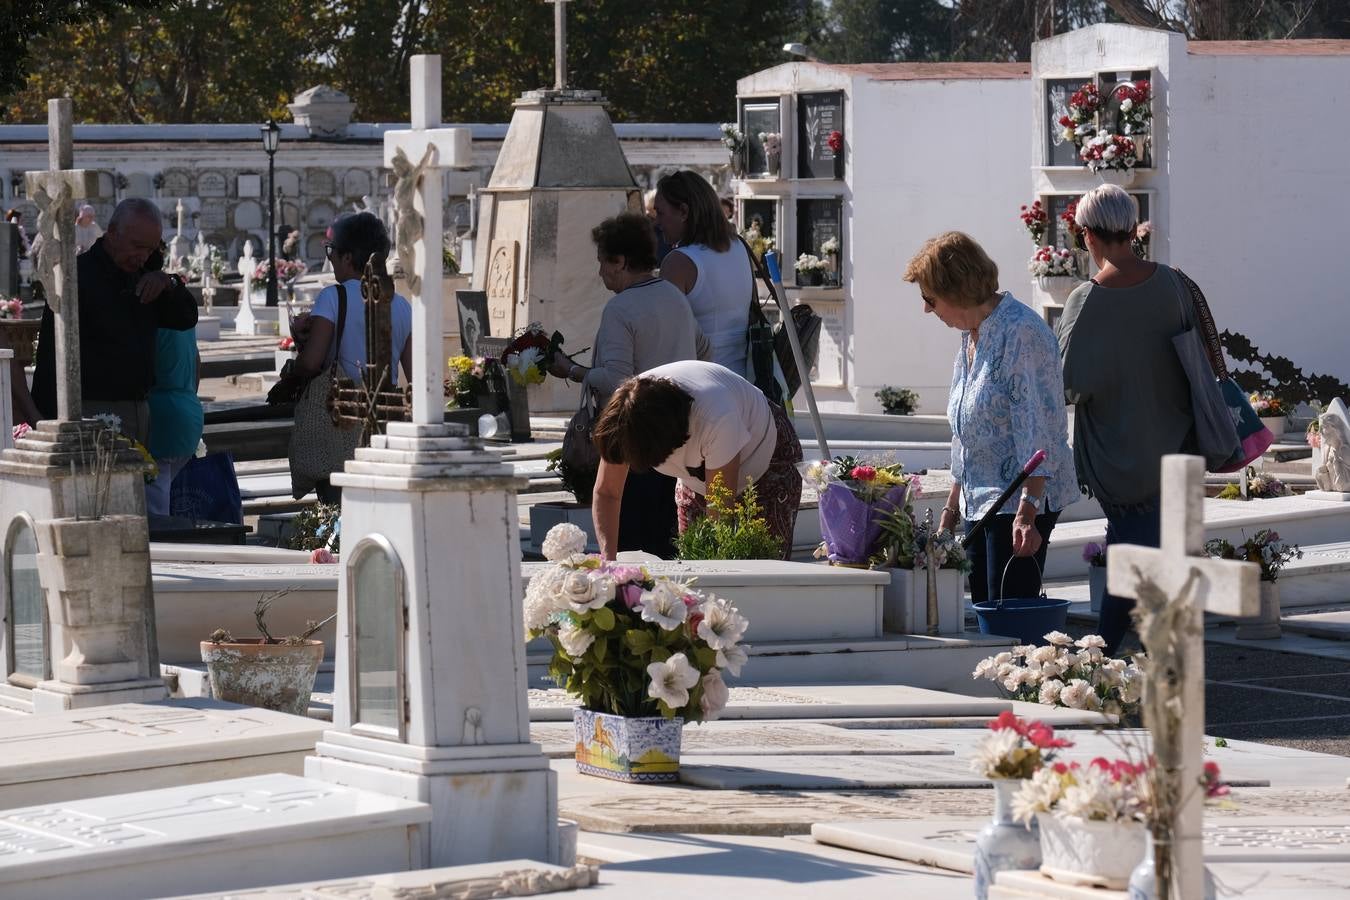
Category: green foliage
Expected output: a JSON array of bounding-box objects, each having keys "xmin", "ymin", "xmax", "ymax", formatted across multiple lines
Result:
[
  {"xmin": 875, "ymin": 385, "xmax": 919, "ymax": 414},
  {"xmin": 545, "ymin": 448, "xmax": 597, "ymax": 506},
  {"xmin": 286, "ymin": 502, "xmax": 341, "ymax": 554},
  {"xmin": 675, "ymin": 474, "xmax": 783, "ymax": 561}
]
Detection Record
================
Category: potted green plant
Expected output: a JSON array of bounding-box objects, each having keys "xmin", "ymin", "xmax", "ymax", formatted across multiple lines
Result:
[
  {"xmin": 875, "ymin": 385, "xmax": 919, "ymax": 416},
  {"xmin": 201, "ymin": 590, "xmax": 335, "ymax": 716},
  {"xmin": 674, "ymin": 474, "xmax": 782, "ymax": 560},
  {"xmin": 526, "ymin": 523, "xmax": 749, "ymax": 782},
  {"xmin": 1207, "ymin": 529, "xmax": 1302, "ymax": 639}
]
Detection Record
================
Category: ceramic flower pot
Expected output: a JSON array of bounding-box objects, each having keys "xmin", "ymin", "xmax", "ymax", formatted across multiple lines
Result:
[
  {"xmin": 1260, "ymin": 416, "xmax": 1287, "ymax": 440},
  {"xmin": 1088, "ymin": 566, "xmax": 1107, "ymax": 614},
  {"xmin": 573, "ymin": 708, "xmax": 683, "ymax": 783},
  {"xmin": 200, "ymin": 638, "xmax": 324, "ymax": 717},
  {"xmin": 766, "ymin": 150, "xmax": 781, "ymax": 177},
  {"xmin": 1037, "ymin": 813, "xmax": 1148, "ymax": 889},
  {"xmin": 974, "ymin": 778, "xmax": 1041, "ymax": 900},
  {"xmin": 1128, "ymin": 839, "xmax": 1216, "ymax": 900},
  {"xmin": 1235, "ymin": 580, "xmax": 1281, "ymax": 640},
  {"xmin": 799, "ymin": 269, "xmax": 823, "ymax": 287}
]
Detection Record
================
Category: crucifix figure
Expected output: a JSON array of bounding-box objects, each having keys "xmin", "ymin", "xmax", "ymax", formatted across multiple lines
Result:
[
  {"xmin": 1108, "ymin": 455, "xmax": 1260, "ymax": 900},
  {"xmin": 546, "ymin": 0, "xmax": 571, "ymax": 91},
  {"xmin": 382, "ymin": 54, "xmax": 472, "ymax": 425},
  {"xmin": 25, "ymin": 99, "xmax": 100, "ymax": 421}
]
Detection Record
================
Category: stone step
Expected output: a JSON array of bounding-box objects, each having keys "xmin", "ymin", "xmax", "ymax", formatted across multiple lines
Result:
[{"xmin": 0, "ymin": 773, "xmax": 429, "ymax": 900}]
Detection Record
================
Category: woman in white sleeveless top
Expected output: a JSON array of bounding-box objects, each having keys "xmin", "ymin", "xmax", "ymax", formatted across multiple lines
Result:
[{"xmin": 653, "ymin": 171, "xmax": 752, "ymax": 375}]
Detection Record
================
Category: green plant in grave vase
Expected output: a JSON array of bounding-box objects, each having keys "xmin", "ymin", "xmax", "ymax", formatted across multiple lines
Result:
[{"xmin": 875, "ymin": 385, "xmax": 919, "ymax": 415}]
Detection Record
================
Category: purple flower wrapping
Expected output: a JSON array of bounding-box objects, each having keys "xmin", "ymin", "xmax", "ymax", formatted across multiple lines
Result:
[{"xmin": 818, "ymin": 482, "xmax": 910, "ymax": 565}]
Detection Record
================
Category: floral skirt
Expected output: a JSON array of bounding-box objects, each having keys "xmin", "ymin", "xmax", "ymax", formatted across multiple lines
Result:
[{"xmin": 676, "ymin": 402, "xmax": 803, "ymax": 560}]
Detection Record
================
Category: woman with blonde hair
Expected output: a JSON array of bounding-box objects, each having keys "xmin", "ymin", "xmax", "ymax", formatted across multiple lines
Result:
[{"xmin": 903, "ymin": 231, "xmax": 1078, "ymax": 609}]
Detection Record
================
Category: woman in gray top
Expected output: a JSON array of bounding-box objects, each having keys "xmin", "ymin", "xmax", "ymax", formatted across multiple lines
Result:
[
  {"xmin": 548, "ymin": 211, "xmax": 707, "ymax": 557},
  {"xmin": 1057, "ymin": 184, "xmax": 1194, "ymax": 653}
]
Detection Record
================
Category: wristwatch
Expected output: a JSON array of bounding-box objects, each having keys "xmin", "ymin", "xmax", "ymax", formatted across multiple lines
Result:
[{"xmin": 1019, "ymin": 490, "xmax": 1045, "ymax": 512}]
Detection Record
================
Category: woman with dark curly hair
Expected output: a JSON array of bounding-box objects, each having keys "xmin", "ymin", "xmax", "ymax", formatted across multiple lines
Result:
[{"xmin": 590, "ymin": 360, "xmax": 802, "ymax": 561}]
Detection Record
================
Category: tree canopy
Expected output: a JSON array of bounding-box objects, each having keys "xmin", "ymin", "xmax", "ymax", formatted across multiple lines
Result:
[{"xmin": 3, "ymin": 0, "xmax": 1346, "ymax": 125}]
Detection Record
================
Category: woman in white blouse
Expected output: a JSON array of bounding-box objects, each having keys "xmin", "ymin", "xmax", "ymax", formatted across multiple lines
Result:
[
  {"xmin": 547, "ymin": 212, "xmax": 706, "ymax": 556},
  {"xmin": 652, "ymin": 171, "xmax": 753, "ymax": 376},
  {"xmin": 590, "ymin": 360, "xmax": 803, "ymax": 561}
]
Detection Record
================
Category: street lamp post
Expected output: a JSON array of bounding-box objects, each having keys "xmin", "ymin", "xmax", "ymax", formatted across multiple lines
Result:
[{"xmin": 260, "ymin": 118, "xmax": 281, "ymax": 307}]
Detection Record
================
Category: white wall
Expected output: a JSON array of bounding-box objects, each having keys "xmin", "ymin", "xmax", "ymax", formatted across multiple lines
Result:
[{"xmin": 851, "ymin": 76, "xmax": 1034, "ymax": 414}]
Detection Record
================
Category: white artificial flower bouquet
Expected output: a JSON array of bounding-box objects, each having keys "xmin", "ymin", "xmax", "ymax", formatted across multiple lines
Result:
[
  {"xmin": 794, "ymin": 253, "xmax": 826, "ymax": 273},
  {"xmin": 972, "ymin": 632, "xmax": 1145, "ymax": 718},
  {"xmin": 526, "ymin": 523, "xmax": 749, "ymax": 722}
]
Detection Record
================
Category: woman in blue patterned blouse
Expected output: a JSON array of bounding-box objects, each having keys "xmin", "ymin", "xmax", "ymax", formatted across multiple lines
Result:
[{"xmin": 903, "ymin": 232, "xmax": 1079, "ymax": 606}]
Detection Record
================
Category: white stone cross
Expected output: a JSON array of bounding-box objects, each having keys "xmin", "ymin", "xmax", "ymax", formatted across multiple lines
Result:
[
  {"xmin": 383, "ymin": 54, "xmax": 472, "ymax": 425},
  {"xmin": 25, "ymin": 98, "xmax": 101, "ymax": 421},
  {"xmin": 1108, "ymin": 454, "xmax": 1260, "ymax": 900},
  {"xmin": 168, "ymin": 198, "xmax": 187, "ymax": 273},
  {"xmin": 546, "ymin": 0, "xmax": 573, "ymax": 91}
]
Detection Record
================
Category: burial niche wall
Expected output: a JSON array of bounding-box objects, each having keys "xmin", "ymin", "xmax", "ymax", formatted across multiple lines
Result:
[
  {"xmin": 4, "ymin": 514, "xmax": 48, "ymax": 686},
  {"xmin": 347, "ymin": 535, "xmax": 407, "ymax": 741}
]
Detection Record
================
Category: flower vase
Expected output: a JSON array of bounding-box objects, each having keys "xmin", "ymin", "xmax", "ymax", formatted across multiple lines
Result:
[
  {"xmin": 1128, "ymin": 840, "xmax": 1216, "ymax": 900},
  {"xmin": 766, "ymin": 151, "xmax": 781, "ymax": 177},
  {"xmin": 1235, "ymin": 580, "xmax": 1282, "ymax": 640},
  {"xmin": 573, "ymin": 708, "xmax": 683, "ymax": 783},
  {"xmin": 974, "ymin": 779, "xmax": 1041, "ymax": 899},
  {"xmin": 1037, "ymin": 814, "xmax": 1148, "ymax": 889},
  {"xmin": 800, "ymin": 269, "xmax": 823, "ymax": 287},
  {"xmin": 1088, "ymin": 566, "xmax": 1107, "ymax": 613},
  {"xmin": 1260, "ymin": 416, "xmax": 1287, "ymax": 440},
  {"xmin": 730, "ymin": 152, "xmax": 746, "ymax": 178}
]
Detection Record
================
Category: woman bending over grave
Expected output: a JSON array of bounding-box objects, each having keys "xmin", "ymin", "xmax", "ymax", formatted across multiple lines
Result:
[
  {"xmin": 903, "ymin": 231, "xmax": 1079, "ymax": 610},
  {"xmin": 546, "ymin": 211, "xmax": 708, "ymax": 557},
  {"xmin": 287, "ymin": 212, "xmax": 412, "ymax": 503},
  {"xmin": 1057, "ymin": 184, "xmax": 1193, "ymax": 654},
  {"xmin": 653, "ymin": 171, "xmax": 753, "ymax": 377},
  {"xmin": 590, "ymin": 360, "xmax": 803, "ymax": 561}
]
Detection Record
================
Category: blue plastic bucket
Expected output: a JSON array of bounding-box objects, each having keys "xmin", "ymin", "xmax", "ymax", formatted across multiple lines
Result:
[
  {"xmin": 974, "ymin": 597, "xmax": 1072, "ymax": 643},
  {"xmin": 973, "ymin": 556, "xmax": 1072, "ymax": 644}
]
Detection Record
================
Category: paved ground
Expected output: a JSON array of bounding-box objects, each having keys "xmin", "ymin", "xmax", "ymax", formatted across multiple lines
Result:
[{"xmin": 1206, "ymin": 641, "xmax": 1350, "ymax": 756}]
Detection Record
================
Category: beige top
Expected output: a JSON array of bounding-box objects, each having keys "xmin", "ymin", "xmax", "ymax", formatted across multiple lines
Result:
[{"xmin": 582, "ymin": 278, "xmax": 709, "ymax": 402}]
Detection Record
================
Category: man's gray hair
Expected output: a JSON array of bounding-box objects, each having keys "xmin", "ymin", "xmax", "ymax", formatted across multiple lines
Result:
[
  {"xmin": 108, "ymin": 198, "xmax": 163, "ymax": 231},
  {"xmin": 1074, "ymin": 184, "xmax": 1138, "ymax": 237}
]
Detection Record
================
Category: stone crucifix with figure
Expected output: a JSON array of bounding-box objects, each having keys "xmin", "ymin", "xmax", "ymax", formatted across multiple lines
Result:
[
  {"xmin": 25, "ymin": 98, "xmax": 101, "ymax": 420},
  {"xmin": 382, "ymin": 54, "xmax": 472, "ymax": 424},
  {"xmin": 1108, "ymin": 454, "xmax": 1260, "ymax": 900}
]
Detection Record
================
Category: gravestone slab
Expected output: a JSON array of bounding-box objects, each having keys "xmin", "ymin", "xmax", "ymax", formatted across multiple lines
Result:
[
  {"xmin": 237, "ymin": 174, "xmax": 262, "ymax": 198},
  {"xmin": 198, "ymin": 201, "xmax": 227, "ymax": 231},
  {"xmin": 678, "ymin": 753, "xmax": 987, "ymax": 790},
  {"xmin": 0, "ymin": 773, "xmax": 429, "ymax": 900},
  {"xmin": 0, "ymin": 699, "xmax": 325, "ymax": 809},
  {"xmin": 530, "ymin": 720, "xmax": 951, "ymax": 758},
  {"xmin": 815, "ymin": 816, "xmax": 1350, "ymax": 875},
  {"xmin": 197, "ymin": 172, "xmax": 227, "ymax": 198},
  {"xmin": 169, "ymin": 860, "xmax": 600, "ymax": 898},
  {"xmin": 528, "ymin": 684, "xmax": 1008, "ymax": 722}
]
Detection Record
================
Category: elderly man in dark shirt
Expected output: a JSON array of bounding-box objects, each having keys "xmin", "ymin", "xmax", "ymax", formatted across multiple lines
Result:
[{"xmin": 32, "ymin": 198, "xmax": 198, "ymax": 444}]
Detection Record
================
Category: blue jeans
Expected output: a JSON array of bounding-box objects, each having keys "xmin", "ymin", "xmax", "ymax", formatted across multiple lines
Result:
[
  {"xmin": 1097, "ymin": 501, "xmax": 1161, "ymax": 655},
  {"xmin": 966, "ymin": 511, "xmax": 1062, "ymax": 606}
]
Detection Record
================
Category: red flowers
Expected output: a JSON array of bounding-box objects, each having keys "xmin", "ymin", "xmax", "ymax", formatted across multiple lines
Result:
[
  {"xmin": 277, "ymin": 336, "xmax": 295, "ymax": 351},
  {"xmin": 849, "ymin": 465, "xmax": 876, "ymax": 482},
  {"xmin": 1068, "ymin": 82, "xmax": 1100, "ymax": 118},
  {"xmin": 1202, "ymin": 761, "xmax": 1230, "ymax": 798},
  {"xmin": 826, "ymin": 130, "xmax": 843, "ymax": 153},
  {"xmin": 988, "ymin": 711, "xmax": 1074, "ymax": 749},
  {"xmin": 989, "ymin": 710, "xmax": 1023, "ymax": 732},
  {"xmin": 1060, "ymin": 198, "xmax": 1081, "ymax": 236},
  {"xmin": 1019, "ymin": 200, "xmax": 1048, "ymax": 242}
]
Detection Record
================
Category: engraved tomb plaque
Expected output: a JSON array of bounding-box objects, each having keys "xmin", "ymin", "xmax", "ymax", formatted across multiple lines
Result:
[
  {"xmin": 349, "ymin": 538, "xmax": 404, "ymax": 738},
  {"xmin": 197, "ymin": 172, "xmax": 228, "ymax": 198},
  {"xmin": 5, "ymin": 518, "xmax": 46, "ymax": 684},
  {"xmin": 485, "ymin": 240, "xmax": 519, "ymax": 333}
]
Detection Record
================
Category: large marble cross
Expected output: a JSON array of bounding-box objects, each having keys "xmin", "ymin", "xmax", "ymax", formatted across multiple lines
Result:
[
  {"xmin": 25, "ymin": 99, "xmax": 100, "ymax": 421},
  {"xmin": 1108, "ymin": 454, "xmax": 1260, "ymax": 900},
  {"xmin": 383, "ymin": 54, "xmax": 472, "ymax": 425},
  {"xmin": 546, "ymin": 0, "xmax": 573, "ymax": 91}
]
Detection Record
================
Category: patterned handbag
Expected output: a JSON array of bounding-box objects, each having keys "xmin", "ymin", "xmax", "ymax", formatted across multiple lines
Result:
[{"xmin": 288, "ymin": 284, "xmax": 363, "ymax": 499}]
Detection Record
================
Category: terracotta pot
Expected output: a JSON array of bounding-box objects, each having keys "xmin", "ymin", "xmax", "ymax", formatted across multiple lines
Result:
[
  {"xmin": 573, "ymin": 708, "xmax": 683, "ymax": 783},
  {"xmin": 200, "ymin": 638, "xmax": 323, "ymax": 716}
]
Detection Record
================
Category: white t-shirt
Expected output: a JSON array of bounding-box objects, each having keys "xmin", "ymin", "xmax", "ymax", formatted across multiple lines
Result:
[
  {"xmin": 673, "ymin": 243, "xmax": 752, "ymax": 376},
  {"xmin": 641, "ymin": 360, "xmax": 776, "ymax": 494},
  {"xmin": 312, "ymin": 279, "xmax": 413, "ymax": 384}
]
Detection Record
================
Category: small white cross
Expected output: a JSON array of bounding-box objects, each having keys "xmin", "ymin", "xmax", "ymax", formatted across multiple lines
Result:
[
  {"xmin": 383, "ymin": 55, "xmax": 473, "ymax": 426},
  {"xmin": 25, "ymin": 99, "xmax": 102, "ymax": 420},
  {"xmin": 546, "ymin": 0, "xmax": 573, "ymax": 91},
  {"xmin": 1108, "ymin": 454, "xmax": 1260, "ymax": 899}
]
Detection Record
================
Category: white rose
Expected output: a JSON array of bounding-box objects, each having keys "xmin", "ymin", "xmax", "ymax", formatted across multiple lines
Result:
[
  {"xmin": 1043, "ymin": 631, "xmax": 1074, "ymax": 647},
  {"xmin": 541, "ymin": 523, "xmax": 587, "ymax": 561},
  {"xmin": 558, "ymin": 623, "xmax": 595, "ymax": 657},
  {"xmin": 700, "ymin": 669, "xmax": 730, "ymax": 721},
  {"xmin": 1120, "ymin": 98, "xmax": 1134, "ymax": 112},
  {"xmin": 558, "ymin": 570, "xmax": 606, "ymax": 612}
]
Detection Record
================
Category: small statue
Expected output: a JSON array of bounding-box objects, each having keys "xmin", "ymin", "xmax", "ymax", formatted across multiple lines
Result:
[
  {"xmin": 389, "ymin": 144, "xmax": 434, "ymax": 297},
  {"xmin": 1315, "ymin": 398, "xmax": 1350, "ymax": 493}
]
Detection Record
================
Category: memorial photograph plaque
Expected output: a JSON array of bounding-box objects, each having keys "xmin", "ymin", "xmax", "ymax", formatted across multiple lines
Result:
[
  {"xmin": 1044, "ymin": 77, "xmax": 1086, "ymax": 167},
  {"xmin": 741, "ymin": 198, "xmax": 777, "ymax": 241},
  {"xmin": 797, "ymin": 92, "xmax": 845, "ymax": 180},
  {"xmin": 797, "ymin": 198, "xmax": 843, "ymax": 286},
  {"xmin": 349, "ymin": 537, "xmax": 405, "ymax": 739},
  {"xmin": 1100, "ymin": 69, "xmax": 1153, "ymax": 167},
  {"xmin": 5, "ymin": 517, "xmax": 46, "ymax": 684},
  {"xmin": 456, "ymin": 290, "xmax": 490, "ymax": 358},
  {"xmin": 741, "ymin": 100, "xmax": 781, "ymax": 179}
]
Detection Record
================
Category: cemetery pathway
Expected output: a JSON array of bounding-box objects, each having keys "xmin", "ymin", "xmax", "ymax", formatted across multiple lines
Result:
[{"xmin": 1206, "ymin": 641, "xmax": 1350, "ymax": 755}]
